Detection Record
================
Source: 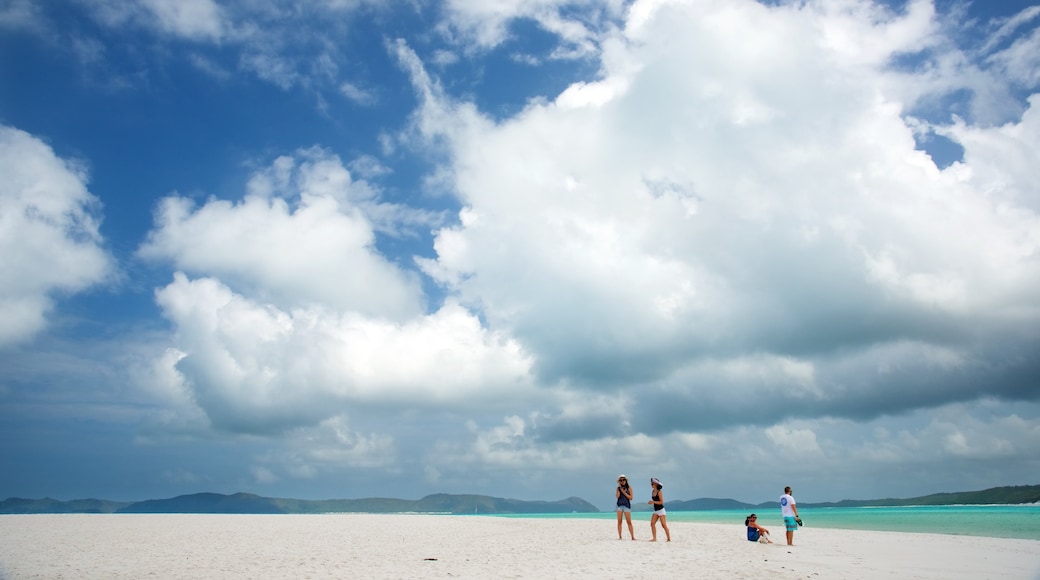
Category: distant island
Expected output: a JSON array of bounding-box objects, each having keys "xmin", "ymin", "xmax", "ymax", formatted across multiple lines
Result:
[
  {"xmin": 2, "ymin": 484, "xmax": 1037, "ymax": 515},
  {"xmin": 799, "ymin": 484, "xmax": 1040, "ymax": 508},
  {"xmin": 0, "ymin": 493, "xmax": 598, "ymax": 515}
]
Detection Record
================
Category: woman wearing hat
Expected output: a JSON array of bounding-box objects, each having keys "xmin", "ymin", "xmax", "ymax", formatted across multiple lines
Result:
[
  {"xmin": 615, "ymin": 474, "xmax": 636, "ymax": 540},
  {"xmin": 647, "ymin": 477, "xmax": 671, "ymax": 541}
]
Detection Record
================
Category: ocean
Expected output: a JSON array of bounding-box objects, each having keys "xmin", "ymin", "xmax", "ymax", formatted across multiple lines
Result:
[{"xmin": 493, "ymin": 505, "xmax": 1040, "ymax": 540}]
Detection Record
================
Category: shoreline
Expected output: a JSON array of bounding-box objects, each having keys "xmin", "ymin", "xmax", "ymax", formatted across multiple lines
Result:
[
  {"xmin": 2, "ymin": 514, "xmax": 1038, "ymax": 579},
  {"xmin": 495, "ymin": 505, "xmax": 1040, "ymax": 541}
]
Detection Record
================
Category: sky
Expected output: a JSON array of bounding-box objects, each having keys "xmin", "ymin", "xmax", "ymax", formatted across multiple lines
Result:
[{"xmin": 1, "ymin": 0, "xmax": 1038, "ymax": 510}]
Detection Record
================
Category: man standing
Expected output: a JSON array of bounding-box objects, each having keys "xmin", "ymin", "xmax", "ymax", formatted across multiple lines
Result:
[{"xmin": 780, "ymin": 486, "xmax": 800, "ymax": 545}]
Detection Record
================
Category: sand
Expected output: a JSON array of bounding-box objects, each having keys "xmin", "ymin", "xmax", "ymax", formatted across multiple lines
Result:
[{"xmin": 1, "ymin": 514, "xmax": 1038, "ymax": 579}]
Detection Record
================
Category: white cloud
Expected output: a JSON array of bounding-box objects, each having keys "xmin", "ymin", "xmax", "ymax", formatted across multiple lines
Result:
[
  {"xmin": 142, "ymin": 0, "xmax": 224, "ymax": 40},
  {"xmin": 11, "ymin": 0, "xmax": 1038, "ymax": 504},
  {"xmin": 837, "ymin": 403, "xmax": 1040, "ymax": 468},
  {"xmin": 238, "ymin": 53, "xmax": 301, "ymax": 90},
  {"xmin": 766, "ymin": 424, "xmax": 823, "ymax": 454},
  {"xmin": 816, "ymin": 0, "xmax": 938, "ymax": 66},
  {"xmin": 71, "ymin": 0, "xmax": 384, "ymax": 91},
  {"xmin": 396, "ymin": 0, "xmax": 1040, "ymax": 405},
  {"xmin": 433, "ymin": 414, "xmax": 635, "ymax": 478},
  {"xmin": 339, "ymin": 81, "xmax": 376, "ymax": 106},
  {"xmin": 675, "ymin": 432, "xmax": 716, "ymax": 452},
  {"xmin": 252, "ymin": 415, "xmax": 400, "ymax": 483},
  {"xmin": 188, "ymin": 53, "xmax": 232, "ymax": 80},
  {"xmin": 554, "ymin": 76, "xmax": 631, "ymax": 109},
  {"xmin": 943, "ymin": 94, "xmax": 1040, "ymax": 212},
  {"xmin": 136, "ymin": 147, "xmax": 542, "ymax": 434},
  {"xmin": 439, "ymin": 0, "xmax": 625, "ymax": 55},
  {"xmin": 981, "ymin": 5, "xmax": 1040, "ymax": 55},
  {"xmin": 251, "ymin": 465, "xmax": 279, "ymax": 484},
  {"xmin": 139, "ymin": 147, "xmax": 434, "ymax": 320},
  {"xmin": 989, "ymin": 25, "xmax": 1040, "ymax": 88},
  {"xmin": 79, "ymin": 0, "xmax": 225, "ymax": 41},
  {"xmin": 149, "ymin": 272, "xmax": 533, "ymax": 434},
  {"xmin": 0, "ymin": 125, "xmax": 113, "ymax": 348}
]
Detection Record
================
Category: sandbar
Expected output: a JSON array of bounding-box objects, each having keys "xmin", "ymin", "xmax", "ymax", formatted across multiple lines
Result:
[{"xmin": 1, "ymin": 514, "xmax": 1038, "ymax": 579}]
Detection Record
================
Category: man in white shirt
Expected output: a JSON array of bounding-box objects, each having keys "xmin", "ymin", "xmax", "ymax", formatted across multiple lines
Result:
[{"xmin": 779, "ymin": 486, "xmax": 800, "ymax": 545}]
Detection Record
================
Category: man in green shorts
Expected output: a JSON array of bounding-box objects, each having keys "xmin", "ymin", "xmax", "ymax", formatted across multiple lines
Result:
[{"xmin": 780, "ymin": 486, "xmax": 801, "ymax": 545}]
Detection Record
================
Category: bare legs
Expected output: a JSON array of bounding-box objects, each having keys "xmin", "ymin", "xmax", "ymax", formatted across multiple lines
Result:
[
  {"xmin": 649, "ymin": 513, "xmax": 671, "ymax": 542},
  {"xmin": 617, "ymin": 511, "xmax": 635, "ymax": 540}
]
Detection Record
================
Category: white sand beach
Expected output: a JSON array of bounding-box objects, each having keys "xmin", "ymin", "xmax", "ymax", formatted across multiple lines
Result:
[{"xmin": 1, "ymin": 514, "xmax": 1038, "ymax": 579}]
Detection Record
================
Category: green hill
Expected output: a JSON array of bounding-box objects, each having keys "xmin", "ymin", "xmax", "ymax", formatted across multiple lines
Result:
[
  {"xmin": 118, "ymin": 492, "xmax": 286, "ymax": 514},
  {"xmin": 1, "ymin": 492, "xmax": 599, "ymax": 515},
  {"xmin": 4, "ymin": 484, "xmax": 1036, "ymax": 514},
  {"xmin": 802, "ymin": 485, "xmax": 1040, "ymax": 508},
  {"xmin": 0, "ymin": 497, "xmax": 130, "ymax": 514}
]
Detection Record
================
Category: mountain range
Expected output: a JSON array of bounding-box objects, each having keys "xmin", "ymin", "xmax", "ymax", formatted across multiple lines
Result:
[
  {"xmin": 664, "ymin": 484, "xmax": 1040, "ymax": 511},
  {"xmin": 0, "ymin": 493, "xmax": 598, "ymax": 515},
  {"xmin": 2, "ymin": 484, "xmax": 1036, "ymax": 515}
]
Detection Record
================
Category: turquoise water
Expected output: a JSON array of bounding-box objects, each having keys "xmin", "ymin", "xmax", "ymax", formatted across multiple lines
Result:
[{"xmin": 492, "ymin": 505, "xmax": 1040, "ymax": 540}]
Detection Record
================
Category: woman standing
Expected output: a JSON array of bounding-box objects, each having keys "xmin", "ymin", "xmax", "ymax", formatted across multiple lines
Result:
[
  {"xmin": 615, "ymin": 475, "xmax": 635, "ymax": 540},
  {"xmin": 647, "ymin": 477, "xmax": 671, "ymax": 542}
]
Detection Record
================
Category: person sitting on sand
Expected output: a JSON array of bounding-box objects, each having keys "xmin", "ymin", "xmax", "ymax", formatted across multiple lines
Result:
[{"xmin": 745, "ymin": 513, "xmax": 772, "ymax": 543}]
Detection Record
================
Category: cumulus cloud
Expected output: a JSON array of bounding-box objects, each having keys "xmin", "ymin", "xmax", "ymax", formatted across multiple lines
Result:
[
  {"xmin": 149, "ymin": 273, "xmax": 533, "ymax": 434},
  {"xmin": 943, "ymin": 94, "xmax": 1040, "ymax": 211},
  {"xmin": 417, "ymin": 399, "xmax": 1040, "ymax": 503},
  {"xmin": 0, "ymin": 125, "xmax": 113, "ymax": 348},
  {"xmin": 139, "ymin": 147, "xmax": 437, "ymax": 319},
  {"xmin": 12, "ymin": 0, "xmax": 1037, "ymax": 503},
  {"xmin": 426, "ymin": 414, "xmax": 635, "ymax": 488},
  {"xmin": 251, "ymin": 415, "xmax": 400, "ymax": 483},
  {"xmin": 397, "ymin": 0, "xmax": 1040, "ymax": 431},
  {"xmin": 139, "ymin": 149, "xmax": 534, "ymax": 435}
]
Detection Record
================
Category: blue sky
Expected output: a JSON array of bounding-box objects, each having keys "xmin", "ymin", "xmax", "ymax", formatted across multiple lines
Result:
[{"xmin": 1, "ymin": 0, "xmax": 1038, "ymax": 509}]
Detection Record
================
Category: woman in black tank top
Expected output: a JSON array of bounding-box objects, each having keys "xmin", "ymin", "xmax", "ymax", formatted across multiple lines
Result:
[{"xmin": 647, "ymin": 478, "xmax": 671, "ymax": 541}]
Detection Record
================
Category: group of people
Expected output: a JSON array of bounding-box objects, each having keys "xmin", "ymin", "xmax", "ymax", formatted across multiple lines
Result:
[
  {"xmin": 615, "ymin": 477, "xmax": 802, "ymax": 546},
  {"xmin": 744, "ymin": 486, "xmax": 802, "ymax": 545},
  {"xmin": 614, "ymin": 475, "xmax": 670, "ymax": 541}
]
